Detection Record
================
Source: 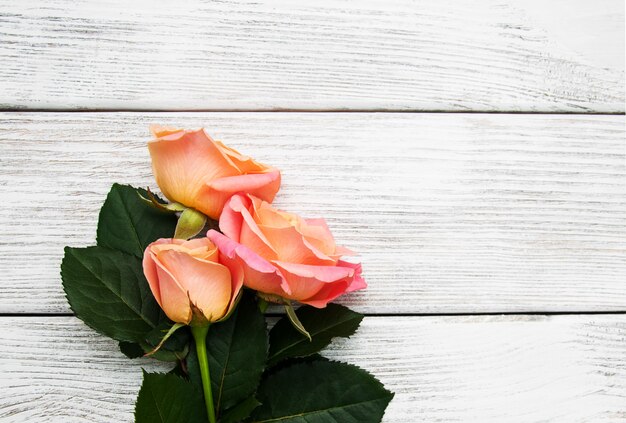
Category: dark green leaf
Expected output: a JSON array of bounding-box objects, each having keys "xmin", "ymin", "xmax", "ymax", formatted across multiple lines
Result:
[
  {"xmin": 119, "ymin": 341, "xmax": 144, "ymax": 359},
  {"xmin": 97, "ymin": 183, "xmax": 177, "ymax": 257},
  {"xmin": 118, "ymin": 324, "xmax": 190, "ymax": 362},
  {"xmin": 185, "ymin": 346, "xmax": 202, "ymax": 390},
  {"xmin": 251, "ymin": 358, "xmax": 393, "ymax": 423},
  {"xmin": 143, "ymin": 322, "xmax": 191, "ymax": 362},
  {"xmin": 168, "ymin": 361, "xmax": 187, "ymax": 378},
  {"xmin": 61, "ymin": 246, "xmax": 162, "ymax": 343},
  {"xmin": 135, "ymin": 371, "xmax": 207, "ymax": 423},
  {"xmin": 219, "ymin": 397, "xmax": 262, "ymax": 423},
  {"xmin": 283, "ymin": 302, "xmax": 311, "ymax": 341},
  {"xmin": 268, "ymin": 304, "xmax": 363, "ymax": 365},
  {"xmin": 205, "ymin": 292, "xmax": 268, "ymax": 416}
]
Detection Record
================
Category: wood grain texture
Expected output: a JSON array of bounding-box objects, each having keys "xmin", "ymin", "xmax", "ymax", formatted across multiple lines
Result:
[
  {"xmin": 0, "ymin": 112, "xmax": 624, "ymax": 314},
  {"xmin": 0, "ymin": 315, "xmax": 624, "ymax": 422},
  {"xmin": 0, "ymin": 0, "xmax": 623, "ymax": 112}
]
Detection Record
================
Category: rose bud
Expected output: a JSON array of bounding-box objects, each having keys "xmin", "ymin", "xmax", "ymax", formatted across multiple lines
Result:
[
  {"xmin": 147, "ymin": 126, "xmax": 281, "ymax": 220},
  {"xmin": 207, "ymin": 194, "xmax": 366, "ymax": 308},
  {"xmin": 142, "ymin": 237, "xmax": 243, "ymax": 325}
]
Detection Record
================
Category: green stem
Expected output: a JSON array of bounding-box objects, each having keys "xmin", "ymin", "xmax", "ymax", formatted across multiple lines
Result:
[{"xmin": 191, "ymin": 325, "xmax": 216, "ymax": 423}]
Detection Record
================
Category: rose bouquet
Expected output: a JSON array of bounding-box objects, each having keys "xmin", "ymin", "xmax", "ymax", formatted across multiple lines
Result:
[{"xmin": 61, "ymin": 126, "xmax": 393, "ymax": 423}]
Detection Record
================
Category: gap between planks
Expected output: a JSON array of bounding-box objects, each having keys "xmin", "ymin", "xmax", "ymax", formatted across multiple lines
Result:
[
  {"xmin": 0, "ymin": 109, "xmax": 625, "ymax": 115},
  {"xmin": 1, "ymin": 311, "xmax": 626, "ymax": 318}
]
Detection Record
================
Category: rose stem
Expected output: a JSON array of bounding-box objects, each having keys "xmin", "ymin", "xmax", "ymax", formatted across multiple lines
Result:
[{"xmin": 191, "ymin": 325, "xmax": 216, "ymax": 423}]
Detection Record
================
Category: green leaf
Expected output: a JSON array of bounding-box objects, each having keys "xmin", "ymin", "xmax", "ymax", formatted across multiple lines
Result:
[
  {"xmin": 251, "ymin": 358, "xmax": 394, "ymax": 423},
  {"xmin": 97, "ymin": 183, "xmax": 177, "ymax": 257},
  {"xmin": 219, "ymin": 397, "xmax": 261, "ymax": 423},
  {"xmin": 143, "ymin": 322, "xmax": 191, "ymax": 362},
  {"xmin": 283, "ymin": 302, "xmax": 312, "ymax": 341},
  {"xmin": 185, "ymin": 346, "xmax": 202, "ymax": 389},
  {"xmin": 118, "ymin": 324, "xmax": 191, "ymax": 362},
  {"xmin": 61, "ymin": 246, "xmax": 162, "ymax": 343},
  {"xmin": 135, "ymin": 371, "xmax": 207, "ymax": 423},
  {"xmin": 268, "ymin": 304, "xmax": 363, "ymax": 366},
  {"xmin": 187, "ymin": 292, "xmax": 267, "ymax": 417},
  {"xmin": 119, "ymin": 341, "xmax": 144, "ymax": 359},
  {"xmin": 168, "ymin": 361, "xmax": 187, "ymax": 378}
]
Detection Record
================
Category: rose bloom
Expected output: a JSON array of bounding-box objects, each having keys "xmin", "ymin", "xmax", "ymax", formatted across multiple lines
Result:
[
  {"xmin": 148, "ymin": 126, "xmax": 281, "ymax": 219},
  {"xmin": 208, "ymin": 194, "xmax": 366, "ymax": 308},
  {"xmin": 142, "ymin": 237, "xmax": 242, "ymax": 324}
]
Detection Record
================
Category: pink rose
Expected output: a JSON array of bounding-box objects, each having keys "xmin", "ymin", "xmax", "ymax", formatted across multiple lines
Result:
[
  {"xmin": 148, "ymin": 126, "xmax": 281, "ymax": 220},
  {"xmin": 207, "ymin": 194, "xmax": 366, "ymax": 308},
  {"xmin": 142, "ymin": 237, "xmax": 243, "ymax": 324}
]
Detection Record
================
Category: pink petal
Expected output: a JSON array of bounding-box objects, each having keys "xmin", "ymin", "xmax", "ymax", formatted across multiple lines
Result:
[
  {"xmin": 299, "ymin": 281, "xmax": 352, "ymax": 308},
  {"xmin": 207, "ymin": 170, "xmax": 281, "ymax": 204},
  {"xmin": 337, "ymin": 260, "xmax": 368, "ymax": 292},
  {"xmin": 195, "ymin": 171, "xmax": 281, "ymax": 220},
  {"xmin": 220, "ymin": 252, "xmax": 244, "ymax": 318},
  {"xmin": 303, "ymin": 264, "xmax": 366, "ymax": 307},
  {"xmin": 220, "ymin": 195, "xmax": 277, "ymax": 259},
  {"xmin": 207, "ymin": 229, "xmax": 289, "ymax": 296},
  {"xmin": 272, "ymin": 261, "xmax": 355, "ymax": 302},
  {"xmin": 259, "ymin": 225, "xmax": 335, "ymax": 265},
  {"xmin": 218, "ymin": 194, "xmax": 247, "ymax": 241}
]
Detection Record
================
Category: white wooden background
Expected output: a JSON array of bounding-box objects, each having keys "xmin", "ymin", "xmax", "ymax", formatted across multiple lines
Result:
[{"xmin": 0, "ymin": 1, "xmax": 624, "ymax": 422}]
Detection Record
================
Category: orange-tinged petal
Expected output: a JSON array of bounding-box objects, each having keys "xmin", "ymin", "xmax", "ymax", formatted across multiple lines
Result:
[
  {"xmin": 157, "ymin": 249, "xmax": 232, "ymax": 321},
  {"xmin": 258, "ymin": 225, "xmax": 335, "ymax": 265},
  {"xmin": 142, "ymin": 248, "xmax": 163, "ymax": 307},
  {"xmin": 148, "ymin": 129, "xmax": 239, "ymax": 217},
  {"xmin": 150, "ymin": 125, "xmax": 185, "ymax": 138},
  {"xmin": 300, "ymin": 218, "xmax": 337, "ymax": 257},
  {"xmin": 143, "ymin": 237, "xmax": 238, "ymax": 323},
  {"xmin": 154, "ymin": 258, "xmax": 193, "ymax": 324},
  {"xmin": 202, "ymin": 171, "xmax": 281, "ymax": 211},
  {"xmin": 215, "ymin": 140, "xmax": 269, "ymax": 173}
]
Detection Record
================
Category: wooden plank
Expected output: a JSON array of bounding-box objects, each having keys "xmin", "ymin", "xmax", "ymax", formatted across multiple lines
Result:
[
  {"xmin": 0, "ymin": 0, "xmax": 623, "ymax": 112},
  {"xmin": 0, "ymin": 315, "xmax": 624, "ymax": 422},
  {"xmin": 0, "ymin": 112, "xmax": 624, "ymax": 314}
]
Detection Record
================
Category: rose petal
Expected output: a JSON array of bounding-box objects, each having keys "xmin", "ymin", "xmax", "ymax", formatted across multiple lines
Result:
[
  {"xmin": 150, "ymin": 125, "xmax": 184, "ymax": 138},
  {"xmin": 215, "ymin": 140, "xmax": 269, "ymax": 173},
  {"xmin": 337, "ymin": 260, "xmax": 367, "ymax": 292},
  {"xmin": 299, "ymin": 281, "xmax": 352, "ymax": 308},
  {"xmin": 208, "ymin": 229, "xmax": 289, "ymax": 296},
  {"xmin": 142, "ymin": 247, "xmax": 163, "ymax": 306},
  {"xmin": 158, "ymin": 249, "xmax": 232, "ymax": 321},
  {"xmin": 148, "ymin": 129, "xmax": 239, "ymax": 217},
  {"xmin": 272, "ymin": 260, "xmax": 355, "ymax": 301},
  {"xmin": 220, "ymin": 252, "xmax": 244, "ymax": 318},
  {"xmin": 153, "ymin": 257, "xmax": 193, "ymax": 324},
  {"xmin": 218, "ymin": 194, "xmax": 247, "ymax": 241},
  {"xmin": 301, "ymin": 218, "xmax": 337, "ymax": 255},
  {"xmin": 205, "ymin": 170, "xmax": 280, "ymax": 204},
  {"xmin": 259, "ymin": 225, "xmax": 335, "ymax": 265},
  {"xmin": 220, "ymin": 194, "xmax": 277, "ymax": 259}
]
